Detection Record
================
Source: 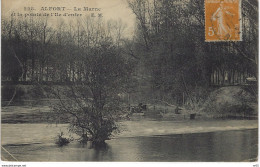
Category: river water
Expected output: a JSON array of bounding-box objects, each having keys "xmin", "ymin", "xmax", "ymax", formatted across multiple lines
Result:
[{"xmin": 1, "ymin": 120, "xmax": 258, "ymax": 161}]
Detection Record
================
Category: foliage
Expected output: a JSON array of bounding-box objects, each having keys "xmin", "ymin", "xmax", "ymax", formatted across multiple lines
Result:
[
  {"xmin": 55, "ymin": 132, "xmax": 70, "ymax": 147},
  {"xmin": 127, "ymin": 0, "xmax": 258, "ymax": 104},
  {"xmin": 36, "ymin": 18, "xmax": 134, "ymax": 145},
  {"xmin": 1, "ymin": 15, "xmax": 134, "ymax": 144}
]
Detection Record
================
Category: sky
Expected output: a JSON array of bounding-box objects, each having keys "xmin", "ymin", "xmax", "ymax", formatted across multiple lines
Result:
[{"xmin": 1, "ymin": 0, "xmax": 136, "ymax": 38}]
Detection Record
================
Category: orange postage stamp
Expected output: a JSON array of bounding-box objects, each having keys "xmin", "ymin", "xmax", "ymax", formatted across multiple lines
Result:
[{"xmin": 205, "ymin": 0, "xmax": 241, "ymax": 41}]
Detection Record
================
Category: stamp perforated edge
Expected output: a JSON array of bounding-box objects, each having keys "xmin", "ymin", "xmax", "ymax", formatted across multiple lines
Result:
[{"xmin": 204, "ymin": 0, "xmax": 243, "ymax": 42}]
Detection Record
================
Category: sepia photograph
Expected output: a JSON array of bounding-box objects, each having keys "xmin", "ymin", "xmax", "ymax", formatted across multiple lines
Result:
[{"xmin": 1, "ymin": 0, "xmax": 258, "ymax": 163}]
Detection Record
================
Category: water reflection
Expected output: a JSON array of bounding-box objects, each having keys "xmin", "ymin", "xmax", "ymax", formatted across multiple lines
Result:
[
  {"xmin": 103, "ymin": 129, "xmax": 257, "ymax": 161},
  {"xmin": 2, "ymin": 129, "xmax": 257, "ymax": 161}
]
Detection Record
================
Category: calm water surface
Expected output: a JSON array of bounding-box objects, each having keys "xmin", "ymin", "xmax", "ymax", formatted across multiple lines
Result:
[{"xmin": 1, "ymin": 120, "xmax": 258, "ymax": 161}]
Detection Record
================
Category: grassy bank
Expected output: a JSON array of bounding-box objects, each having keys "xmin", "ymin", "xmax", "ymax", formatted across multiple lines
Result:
[{"xmin": 1, "ymin": 84, "xmax": 258, "ymax": 123}]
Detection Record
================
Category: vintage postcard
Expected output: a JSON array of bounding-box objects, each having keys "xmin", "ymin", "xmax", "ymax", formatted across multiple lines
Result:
[{"xmin": 1, "ymin": 0, "xmax": 258, "ymax": 164}]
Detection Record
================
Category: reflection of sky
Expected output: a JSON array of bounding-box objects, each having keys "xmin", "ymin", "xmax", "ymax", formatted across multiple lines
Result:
[
  {"xmin": 2, "ymin": 0, "xmax": 136, "ymax": 38},
  {"xmin": 2, "ymin": 128, "xmax": 257, "ymax": 161},
  {"xmin": 2, "ymin": 120, "xmax": 257, "ymax": 146}
]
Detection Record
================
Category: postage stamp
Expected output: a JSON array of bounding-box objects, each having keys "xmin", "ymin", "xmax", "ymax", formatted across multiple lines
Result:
[{"xmin": 205, "ymin": 0, "xmax": 242, "ymax": 41}]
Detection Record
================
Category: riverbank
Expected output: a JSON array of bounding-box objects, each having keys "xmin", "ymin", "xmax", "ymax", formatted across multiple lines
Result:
[
  {"xmin": 1, "ymin": 121, "xmax": 258, "ymax": 161},
  {"xmin": 1, "ymin": 102, "xmax": 258, "ymax": 124},
  {"xmin": 2, "ymin": 120, "xmax": 258, "ymax": 145},
  {"xmin": 2, "ymin": 84, "xmax": 258, "ymax": 124},
  {"xmin": 2, "ymin": 103, "xmax": 258, "ymax": 161}
]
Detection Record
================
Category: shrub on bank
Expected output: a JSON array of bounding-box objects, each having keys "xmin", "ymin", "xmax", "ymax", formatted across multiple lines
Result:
[
  {"xmin": 55, "ymin": 132, "xmax": 71, "ymax": 146},
  {"xmin": 201, "ymin": 86, "xmax": 257, "ymax": 118}
]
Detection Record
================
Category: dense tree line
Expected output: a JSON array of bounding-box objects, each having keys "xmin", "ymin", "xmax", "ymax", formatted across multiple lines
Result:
[
  {"xmin": 1, "ymin": 0, "xmax": 258, "ymax": 145},
  {"xmin": 1, "ymin": 15, "xmax": 136, "ymax": 145},
  {"xmin": 2, "ymin": 16, "xmax": 132, "ymax": 83},
  {"xmin": 2, "ymin": 1, "xmax": 258, "ymax": 105},
  {"xmin": 127, "ymin": 0, "xmax": 258, "ymax": 104}
]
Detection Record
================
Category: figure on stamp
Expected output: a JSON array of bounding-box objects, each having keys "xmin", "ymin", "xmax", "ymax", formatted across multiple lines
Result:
[{"xmin": 211, "ymin": 1, "xmax": 235, "ymax": 40}]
